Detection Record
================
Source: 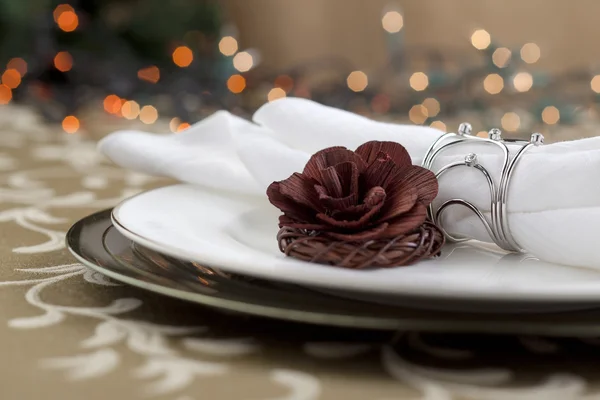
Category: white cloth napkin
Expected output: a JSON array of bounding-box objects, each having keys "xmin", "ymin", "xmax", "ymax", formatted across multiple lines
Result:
[{"xmin": 99, "ymin": 97, "xmax": 600, "ymax": 269}]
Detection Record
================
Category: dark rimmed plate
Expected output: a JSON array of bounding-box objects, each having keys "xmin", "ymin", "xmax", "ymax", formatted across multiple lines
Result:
[{"xmin": 67, "ymin": 209, "xmax": 600, "ymax": 335}]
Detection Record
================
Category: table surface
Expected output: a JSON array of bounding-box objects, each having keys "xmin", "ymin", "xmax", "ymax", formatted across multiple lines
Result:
[{"xmin": 2, "ymin": 105, "xmax": 600, "ymax": 400}]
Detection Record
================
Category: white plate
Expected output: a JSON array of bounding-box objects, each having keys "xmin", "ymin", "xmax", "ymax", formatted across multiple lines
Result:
[{"xmin": 112, "ymin": 184, "xmax": 600, "ymax": 303}]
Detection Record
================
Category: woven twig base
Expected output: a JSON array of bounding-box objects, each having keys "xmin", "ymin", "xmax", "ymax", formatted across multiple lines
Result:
[{"xmin": 277, "ymin": 222, "xmax": 445, "ymax": 269}]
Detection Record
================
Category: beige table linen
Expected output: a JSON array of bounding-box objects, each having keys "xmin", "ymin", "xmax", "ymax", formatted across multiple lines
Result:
[{"xmin": 2, "ymin": 105, "xmax": 600, "ymax": 400}]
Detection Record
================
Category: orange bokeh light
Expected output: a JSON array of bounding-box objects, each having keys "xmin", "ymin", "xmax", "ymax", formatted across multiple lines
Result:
[
  {"xmin": 54, "ymin": 51, "xmax": 73, "ymax": 72},
  {"xmin": 53, "ymin": 4, "xmax": 74, "ymax": 22},
  {"xmin": 57, "ymin": 10, "xmax": 78, "ymax": 32},
  {"xmin": 227, "ymin": 74, "xmax": 246, "ymax": 93},
  {"xmin": 2, "ymin": 69, "xmax": 21, "ymax": 89},
  {"xmin": 137, "ymin": 66, "xmax": 160, "ymax": 83},
  {"xmin": 62, "ymin": 116, "xmax": 80, "ymax": 134},
  {"xmin": 172, "ymin": 46, "xmax": 193, "ymax": 67},
  {"xmin": 177, "ymin": 122, "xmax": 191, "ymax": 132},
  {"xmin": 103, "ymin": 95, "xmax": 122, "ymax": 114},
  {"xmin": 274, "ymin": 75, "xmax": 294, "ymax": 93},
  {"xmin": 7, "ymin": 58, "xmax": 27, "ymax": 77},
  {"xmin": 0, "ymin": 85, "xmax": 12, "ymax": 104}
]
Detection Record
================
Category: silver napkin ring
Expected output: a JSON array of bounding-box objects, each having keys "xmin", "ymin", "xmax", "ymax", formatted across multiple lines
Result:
[{"xmin": 421, "ymin": 122, "xmax": 544, "ymax": 252}]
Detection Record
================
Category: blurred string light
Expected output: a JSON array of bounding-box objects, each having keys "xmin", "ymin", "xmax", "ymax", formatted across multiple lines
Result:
[
  {"xmin": 103, "ymin": 95, "xmax": 121, "ymax": 114},
  {"xmin": 233, "ymin": 51, "xmax": 253, "ymax": 72},
  {"xmin": 520, "ymin": 43, "xmax": 541, "ymax": 64},
  {"xmin": 57, "ymin": 9, "xmax": 78, "ymax": 32},
  {"xmin": 409, "ymin": 72, "xmax": 428, "ymax": 91},
  {"xmin": 139, "ymin": 105, "xmax": 158, "ymax": 124},
  {"xmin": 0, "ymin": 85, "xmax": 11, "ymax": 104},
  {"xmin": 501, "ymin": 112, "xmax": 520, "ymax": 131},
  {"xmin": 492, "ymin": 47, "xmax": 511, "ymax": 68},
  {"xmin": 7, "ymin": 58, "xmax": 27, "ymax": 77},
  {"xmin": 371, "ymin": 93, "xmax": 391, "ymax": 114},
  {"xmin": 347, "ymin": 70, "xmax": 368, "ymax": 92},
  {"xmin": 227, "ymin": 74, "xmax": 246, "ymax": 93},
  {"xmin": 471, "ymin": 29, "xmax": 491, "ymax": 50},
  {"xmin": 591, "ymin": 75, "xmax": 600, "ymax": 93},
  {"xmin": 542, "ymin": 106, "xmax": 560, "ymax": 124},
  {"xmin": 274, "ymin": 75, "xmax": 294, "ymax": 93},
  {"xmin": 121, "ymin": 100, "xmax": 140, "ymax": 119},
  {"xmin": 408, "ymin": 104, "xmax": 428, "ymax": 124},
  {"xmin": 477, "ymin": 131, "xmax": 488, "ymax": 138},
  {"xmin": 483, "ymin": 73, "xmax": 504, "ymax": 94},
  {"xmin": 381, "ymin": 11, "xmax": 403, "ymax": 33},
  {"xmin": 138, "ymin": 66, "xmax": 160, "ymax": 83},
  {"xmin": 172, "ymin": 46, "xmax": 193, "ymax": 67},
  {"xmin": 54, "ymin": 51, "xmax": 73, "ymax": 72},
  {"xmin": 218, "ymin": 36, "xmax": 238, "ymax": 56},
  {"xmin": 422, "ymin": 97, "xmax": 440, "ymax": 117},
  {"xmin": 62, "ymin": 115, "xmax": 79, "ymax": 133},
  {"xmin": 177, "ymin": 122, "xmax": 191, "ymax": 132},
  {"xmin": 267, "ymin": 87, "xmax": 286, "ymax": 102},
  {"xmin": 513, "ymin": 72, "xmax": 533, "ymax": 92},
  {"xmin": 2, "ymin": 69, "xmax": 21, "ymax": 89},
  {"xmin": 169, "ymin": 117, "xmax": 181, "ymax": 132},
  {"xmin": 430, "ymin": 120, "xmax": 446, "ymax": 131}
]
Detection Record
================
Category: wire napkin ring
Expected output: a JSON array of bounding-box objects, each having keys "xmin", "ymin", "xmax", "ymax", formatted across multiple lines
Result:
[{"xmin": 421, "ymin": 122, "xmax": 544, "ymax": 252}]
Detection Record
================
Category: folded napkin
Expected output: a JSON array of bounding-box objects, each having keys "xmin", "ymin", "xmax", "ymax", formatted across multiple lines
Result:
[{"xmin": 99, "ymin": 97, "xmax": 600, "ymax": 269}]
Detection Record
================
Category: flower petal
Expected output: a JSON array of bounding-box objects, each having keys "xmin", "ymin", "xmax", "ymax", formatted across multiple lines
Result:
[
  {"xmin": 397, "ymin": 166, "xmax": 438, "ymax": 205},
  {"xmin": 278, "ymin": 215, "xmax": 329, "ymax": 231},
  {"xmin": 380, "ymin": 203, "xmax": 427, "ymax": 238},
  {"xmin": 378, "ymin": 183, "xmax": 418, "ymax": 221},
  {"xmin": 267, "ymin": 182, "xmax": 316, "ymax": 222},
  {"xmin": 326, "ymin": 223, "xmax": 389, "ymax": 242},
  {"xmin": 363, "ymin": 158, "xmax": 399, "ymax": 188},
  {"xmin": 303, "ymin": 146, "xmax": 367, "ymax": 181},
  {"xmin": 334, "ymin": 161, "xmax": 359, "ymax": 197},
  {"xmin": 316, "ymin": 194, "xmax": 385, "ymax": 228},
  {"xmin": 319, "ymin": 166, "xmax": 344, "ymax": 198},
  {"xmin": 278, "ymin": 173, "xmax": 323, "ymax": 211},
  {"xmin": 355, "ymin": 141, "xmax": 412, "ymax": 168}
]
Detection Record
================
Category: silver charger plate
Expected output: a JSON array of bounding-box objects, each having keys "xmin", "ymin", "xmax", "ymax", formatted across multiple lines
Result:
[{"xmin": 67, "ymin": 209, "xmax": 600, "ymax": 335}]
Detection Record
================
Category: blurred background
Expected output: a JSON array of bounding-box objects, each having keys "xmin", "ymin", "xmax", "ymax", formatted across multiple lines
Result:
[{"xmin": 2, "ymin": 0, "xmax": 600, "ymax": 141}]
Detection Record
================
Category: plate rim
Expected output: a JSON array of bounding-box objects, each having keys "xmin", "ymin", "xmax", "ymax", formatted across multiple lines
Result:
[{"xmin": 111, "ymin": 184, "xmax": 600, "ymax": 303}]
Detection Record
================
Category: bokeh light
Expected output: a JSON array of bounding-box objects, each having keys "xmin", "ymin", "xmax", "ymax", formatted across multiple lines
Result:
[
  {"xmin": 542, "ymin": 106, "xmax": 560, "ymax": 124},
  {"xmin": 422, "ymin": 98, "xmax": 440, "ymax": 117},
  {"xmin": 2, "ymin": 69, "xmax": 21, "ymax": 89},
  {"xmin": 381, "ymin": 11, "xmax": 403, "ymax": 33},
  {"xmin": 53, "ymin": 4, "xmax": 74, "ymax": 22},
  {"xmin": 501, "ymin": 112, "xmax": 520, "ymax": 131},
  {"xmin": 227, "ymin": 74, "xmax": 246, "ymax": 93},
  {"xmin": 409, "ymin": 72, "xmax": 429, "ymax": 91},
  {"xmin": 103, "ymin": 95, "xmax": 121, "ymax": 114},
  {"xmin": 471, "ymin": 29, "xmax": 491, "ymax": 50},
  {"xmin": 346, "ymin": 71, "xmax": 368, "ymax": 92},
  {"xmin": 62, "ymin": 115, "xmax": 80, "ymax": 133},
  {"xmin": 430, "ymin": 120, "xmax": 446, "ymax": 131},
  {"xmin": 513, "ymin": 72, "xmax": 533, "ymax": 92},
  {"xmin": 218, "ymin": 36, "xmax": 238, "ymax": 56},
  {"xmin": 137, "ymin": 66, "xmax": 160, "ymax": 83},
  {"xmin": 139, "ymin": 105, "xmax": 158, "ymax": 124},
  {"xmin": 177, "ymin": 122, "xmax": 191, "ymax": 132},
  {"xmin": 492, "ymin": 47, "xmax": 511, "ymax": 68},
  {"xmin": 57, "ymin": 10, "xmax": 78, "ymax": 32},
  {"xmin": 121, "ymin": 100, "xmax": 140, "ymax": 120},
  {"xmin": 521, "ymin": 43, "xmax": 541, "ymax": 64},
  {"xmin": 0, "ymin": 85, "xmax": 12, "ymax": 104},
  {"xmin": 233, "ymin": 51, "xmax": 253, "ymax": 72},
  {"xmin": 483, "ymin": 73, "xmax": 504, "ymax": 94},
  {"xmin": 267, "ymin": 87, "xmax": 286, "ymax": 102},
  {"xmin": 274, "ymin": 75, "xmax": 294, "ymax": 93},
  {"xmin": 409, "ymin": 104, "xmax": 428, "ymax": 124},
  {"xmin": 591, "ymin": 75, "xmax": 600, "ymax": 93},
  {"xmin": 172, "ymin": 46, "xmax": 193, "ymax": 67},
  {"xmin": 54, "ymin": 51, "xmax": 73, "ymax": 72},
  {"xmin": 7, "ymin": 58, "xmax": 27, "ymax": 77},
  {"xmin": 371, "ymin": 94, "xmax": 391, "ymax": 114}
]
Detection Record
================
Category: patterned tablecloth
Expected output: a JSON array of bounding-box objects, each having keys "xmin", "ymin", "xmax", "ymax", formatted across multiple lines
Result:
[{"xmin": 2, "ymin": 105, "xmax": 600, "ymax": 400}]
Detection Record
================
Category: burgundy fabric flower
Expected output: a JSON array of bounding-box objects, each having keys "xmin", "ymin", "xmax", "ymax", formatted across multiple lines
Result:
[{"xmin": 267, "ymin": 141, "xmax": 439, "ymax": 241}]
